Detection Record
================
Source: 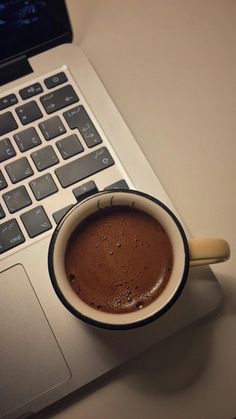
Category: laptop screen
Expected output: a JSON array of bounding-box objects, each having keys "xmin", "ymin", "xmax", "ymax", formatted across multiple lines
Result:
[{"xmin": 0, "ymin": 0, "xmax": 72, "ymax": 65}]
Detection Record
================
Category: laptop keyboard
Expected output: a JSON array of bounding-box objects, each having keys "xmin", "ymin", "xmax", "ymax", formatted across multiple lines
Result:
[{"xmin": 0, "ymin": 69, "xmax": 129, "ymax": 256}]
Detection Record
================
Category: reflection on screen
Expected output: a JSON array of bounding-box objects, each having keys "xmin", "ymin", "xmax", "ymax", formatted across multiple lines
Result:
[
  {"xmin": 0, "ymin": 0, "xmax": 71, "ymax": 63},
  {"xmin": 0, "ymin": 0, "xmax": 47, "ymax": 30}
]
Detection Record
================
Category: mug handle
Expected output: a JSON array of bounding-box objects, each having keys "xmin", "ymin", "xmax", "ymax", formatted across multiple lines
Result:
[{"xmin": 188, "ymin": 238, "xmax": 230, "ymax": 266}]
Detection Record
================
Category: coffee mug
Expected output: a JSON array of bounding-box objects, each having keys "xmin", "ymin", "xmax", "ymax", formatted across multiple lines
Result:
[{"xmin": 48, "ymin": 190, "xmax": 230, "ymax": 330}]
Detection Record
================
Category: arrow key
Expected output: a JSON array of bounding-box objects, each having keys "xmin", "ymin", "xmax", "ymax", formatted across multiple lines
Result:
[{"xmin": 21, "ymin": 206, "xmax": 52, "ymax": 238}]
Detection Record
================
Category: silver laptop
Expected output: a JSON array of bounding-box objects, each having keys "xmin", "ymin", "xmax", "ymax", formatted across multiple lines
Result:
[{"xmin": 0, "ymin": 1, "xmax": 223, "ymax": 418}]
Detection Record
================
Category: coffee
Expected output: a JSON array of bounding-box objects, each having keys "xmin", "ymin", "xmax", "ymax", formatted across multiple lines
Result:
[{"xmin": 65, "ymin": 206, "xmax": 173, "ymax": 314}]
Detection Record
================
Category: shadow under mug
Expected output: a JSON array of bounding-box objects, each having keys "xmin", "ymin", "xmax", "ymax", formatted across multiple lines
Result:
[{"xmin": 48, "ymin": 190, "xmax": 230, "ymax": 330}]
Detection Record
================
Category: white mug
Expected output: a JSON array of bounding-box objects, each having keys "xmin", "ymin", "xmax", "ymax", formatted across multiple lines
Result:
[{"xmin": 48, "ymin": 190, "xmax": 230, "ymax": 330}]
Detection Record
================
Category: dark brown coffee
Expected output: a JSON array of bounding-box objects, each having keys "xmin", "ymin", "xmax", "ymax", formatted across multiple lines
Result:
[{"xmin": 65, "ymin": 206, "xmax": 173, "ymax": 314}]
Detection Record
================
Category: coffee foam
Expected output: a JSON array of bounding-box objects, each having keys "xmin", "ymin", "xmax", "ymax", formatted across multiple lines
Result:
[{"xmin": 65, "ymin": 206, "xmax": 173, "ymax": 314}]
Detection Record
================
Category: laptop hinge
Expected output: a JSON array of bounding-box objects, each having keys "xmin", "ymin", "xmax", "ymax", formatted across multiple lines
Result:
[{"xmin": 0, "ymin": 55, "xmax": 33, "ymax": 87}]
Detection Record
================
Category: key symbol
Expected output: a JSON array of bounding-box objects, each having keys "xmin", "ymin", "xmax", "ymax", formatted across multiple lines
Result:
[
  {"xmin": 94, "ymin": 149, "xmax": 104, "ymax": 159},
  {"xmin": 41, "ymin": 222, "xmax": 48, "ymax": 228},
  {"xmin": 82, "ymin": 123, "xmax": 90, "ymax": 132},
  {"xmin": 102, "ymin": 157, "xmax": 109, "ymax": 165},
  {"xmin": 85, "ymin": 132, "xmax": 94, "ymax": 139},
  {"xmin": 48, "ymin": 103, "xmax": 55, "ymax": 111}
]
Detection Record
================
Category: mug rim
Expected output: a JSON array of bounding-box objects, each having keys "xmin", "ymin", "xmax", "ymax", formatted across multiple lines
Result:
[{"xmin": 48, "ymin": 189, "xmax": 190, "ymax": 330}]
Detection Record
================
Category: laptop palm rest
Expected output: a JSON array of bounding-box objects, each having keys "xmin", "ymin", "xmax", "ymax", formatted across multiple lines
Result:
[{"xmin": 0, "ymin": 264, "xmax": 70, "ymax": 418}]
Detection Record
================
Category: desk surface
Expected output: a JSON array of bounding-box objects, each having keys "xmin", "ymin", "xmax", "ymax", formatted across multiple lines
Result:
[{"xmin": 37, "ymin": 1, "xmax": 236, "ymax": 417}]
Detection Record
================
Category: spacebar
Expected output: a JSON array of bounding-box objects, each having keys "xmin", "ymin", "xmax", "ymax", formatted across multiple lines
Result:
[{"xmin": 55, "ymin": 147, "xmax": 114, "ymax": 188}]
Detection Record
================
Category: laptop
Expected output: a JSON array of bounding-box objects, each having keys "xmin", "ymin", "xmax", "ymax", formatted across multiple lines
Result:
[{"xmin": 0, "ymin": 1, "xmax": 223, "ymax": 418}]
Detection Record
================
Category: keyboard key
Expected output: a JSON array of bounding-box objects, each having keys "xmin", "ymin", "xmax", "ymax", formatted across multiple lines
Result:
[
  {"xmin": 14, "ymin": 127, "xmax": 42, "ymax": 152},
  {"xmin": 53, "ymin": 204, "xmax": 74, "ymax": 224},
  {"xmin": 0, "ymin": 205, "xmax": 5, "ymax": 219},
  {"xmin": 3, "ymin": 186, "xmax": 32, "ymax": 213},
  {"xmin": 63, "ymin": 105, "xmax": 102, "ymax": 148},
  {"xmin": 0, "ymin": 112, "xmax": 18, "ymax": 136},
  {"xmin": 0, "ymin": 94, "xmax": 18, "ymax": 111},
  {"xmin": 0, "ymin": 219, "xmax": 25, "ymax": 254},
  {"xmin": 104, "ymin": 180, "xmax": 129, "ymax": 190},
  {"xmin": 5, "ymin": 157, "xmax": 34, "ymax": 183},
  {"xmin": 39, "ymin": 116, "xmax": 66, "ymax": 140},
  {"xmin": 21, "ymin": 206, "xmax": 52, "ymax": 238},
  {"xmin": 40, "ymin": 85, "xmax": 79, "ymax": 114},
  {"xmin": 29, "ymin": 173, "xmax": 58, "ymax": 201},
  {"xmin": 56, "ymin": 134, "xmax": 84, "ymax": 159},
  {"xmin": 44, "ymin": 72, "xmax": 68, "ymax": 89},
  {"xmin": 73, "ymin": 180, "xmax": 98, "ymax": 201},
  {"xmin": 0, "ymin": 138, "xmax": 16, "ymax": 162},
  {"xmin": 19, "ymin": 83, "xmax": 43, "ymax": 100},
  {"xmin": 15, "ymin": 101, "xmax": 43, "ymax": 125},
  {"xmin": 0, "ymin": 171, "xmax": 7, "ymax": 190},
  {"xmin": 55, "ymin": 146, "xmax": 114, "ymax": 188},
  {"xmin": 31, "ymin": 145, "xmax": 59, "ymax": 171}
]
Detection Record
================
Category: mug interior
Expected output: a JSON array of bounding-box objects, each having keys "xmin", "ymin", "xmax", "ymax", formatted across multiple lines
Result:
[{"xmin": 49, "ymin": 190, "xmax": 189, "ymax": 328}]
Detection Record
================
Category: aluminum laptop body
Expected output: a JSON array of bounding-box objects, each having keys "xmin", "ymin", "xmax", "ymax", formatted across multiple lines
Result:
[{"xmin": 0, "ymin": 2, "xmax": 223, "ymax": 418}]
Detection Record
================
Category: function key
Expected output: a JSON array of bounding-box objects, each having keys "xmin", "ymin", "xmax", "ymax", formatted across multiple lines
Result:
[
  {"xmin": 63, "ymin": 105, "xmax": 102, "ymax": 148},
  {"xmin": 21, "ymin": 206, "xmax": 52, "ymax": 238},
  {"xmin": 56, "ymin": 134, "xmax": 84, "ymax": 159},
  {"xmin": 38, "ymin": 116, "xmax": 66, "ymax": 140},
  {"xmin": 14, "ymin": 127, "xmax": 42, "ymax": 152},
  {"xmin": 3, "ymin": 186, "xmax": 32, "ymax": 214},
  {"xmin": 0, "ymin": 94, "xmax": 18, "ymax": 111},
  {"xmin": 44, "ymin": 72, "xmax": 68, "ymax": 89},
  {"xmin": 0, "ymin": 171, "xmax": 7, "ymax": 190},
  {"xmin": 15, "ymin": 101, "xmax": 43, "ymax": 125},
  {"xmin": 0, "ymin": 112, "xmax": 18, "ymax": 136},
  {"xmin": 19, "ymin": 83, "xmax": 43, "ymax": 100},
  {"xmin": 40, "ymin": 85, "xmax": 79, "ymax": 114},
  {"xmin": 5, "ymin": 157, "xmax": 34, "ymax": 184},
  {"xmin": 0, "ymin": 219, "xmax": 25, "ymax": 254},
  {"xmin": 0, "ymin": 138, "xmax": 16, "ymax": 162}
]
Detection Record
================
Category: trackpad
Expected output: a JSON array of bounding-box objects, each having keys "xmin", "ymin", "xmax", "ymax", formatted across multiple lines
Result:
[{"xmin": 0, "ymin": 264, "xmax": 70, "ymax": 418}]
